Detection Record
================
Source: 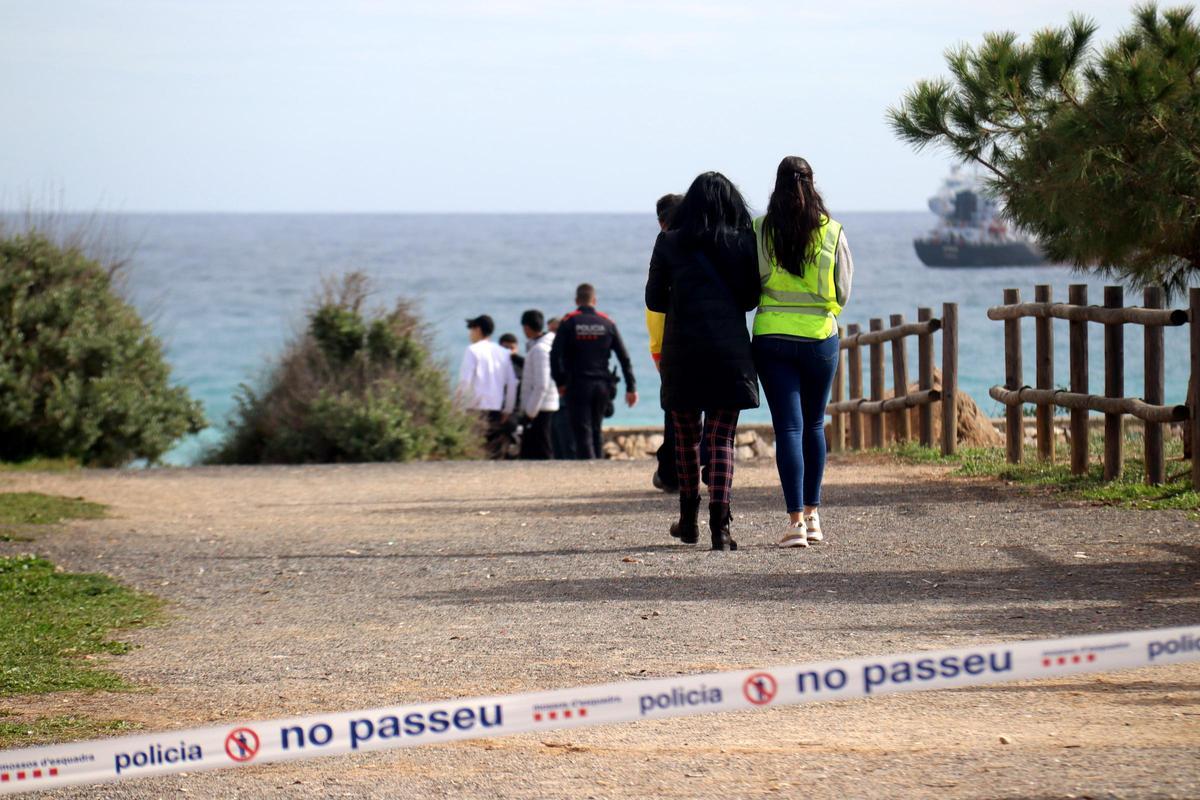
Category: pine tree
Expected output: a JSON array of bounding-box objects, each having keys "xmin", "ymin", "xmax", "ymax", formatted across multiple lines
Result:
[{"xmin": 889, "ymin": 3, "xmax": 1200, "ymax": 296}]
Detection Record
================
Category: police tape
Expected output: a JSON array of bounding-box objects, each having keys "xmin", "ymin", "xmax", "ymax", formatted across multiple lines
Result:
[{"xmin": 1, "ymin": 625, "xmax": 1198, "ymax": 794}]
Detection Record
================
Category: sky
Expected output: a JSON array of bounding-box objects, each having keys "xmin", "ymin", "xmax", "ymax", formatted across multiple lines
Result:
[{"xmin": 0, "ymin": 0, "xmax": 1144, "ymax": 213}]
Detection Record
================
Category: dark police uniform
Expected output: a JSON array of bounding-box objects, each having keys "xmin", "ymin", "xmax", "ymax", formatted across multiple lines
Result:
[{"xmin": 550, "ymin": 305, "xmax": 636, "ymax": 459}]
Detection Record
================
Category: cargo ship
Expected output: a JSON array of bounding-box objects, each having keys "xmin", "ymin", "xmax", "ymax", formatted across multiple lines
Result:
[{"xmin": 914, "ymin": 168, "xmax": 1049, "ymax": 267}]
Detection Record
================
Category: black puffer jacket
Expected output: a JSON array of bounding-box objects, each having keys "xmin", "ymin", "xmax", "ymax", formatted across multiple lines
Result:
[{"xmin": 645, "ymin": 228, "xmax": 761, "ymax": 412}]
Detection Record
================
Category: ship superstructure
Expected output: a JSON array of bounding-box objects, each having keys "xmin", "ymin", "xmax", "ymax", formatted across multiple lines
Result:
[{"xmin": 914, "ymin": 168, "xmax": 1048, "ymax": 267}]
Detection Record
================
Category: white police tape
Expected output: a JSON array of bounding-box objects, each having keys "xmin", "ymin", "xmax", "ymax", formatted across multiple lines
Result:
[{"xmin": 1, "ymin": 625, "xmax": 1197, "ymax": 794}]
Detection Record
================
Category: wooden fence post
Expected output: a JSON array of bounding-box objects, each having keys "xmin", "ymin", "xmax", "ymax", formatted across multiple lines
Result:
[
  {"xmin": 1191, "ymin": 289, "xmax": 1200, "ymax": 491},
  {"xmin": 830, "ymin": 326, "xmax": 846, "ymax": 453},
  {"xmin": 1144, "ymin": 287, "xmax": 1165, "ymax": 485},
  {"xmin": 1103, "ymin": 286, "xmax": 1125, "ymax": 481},
  {"xmin": 941, "ymin": 302, "xmax": 958, "ymax": 456},
  {"xmin": 848, "ymin": 323, "xmax": 863, "ymax": 450},
  {"xmin": 869, "ymin": 318, "xmax": 885, "ymax": 448},
  {"xmin": 1004, "ymin": 288, "xmax": 1023, "ymax": 464},
  {"xmin": 917, "ymin": 307, "xmax": 934, "ymax": 448},
  {"xmin": 1069, "ymin": 284, "xmax": 1090, "ymax": 475},
  {"xmin": 1034, "ymin": 285, "xmax": 1054, "ymax": 462},
  {"xmin": 889, "ymin": 313, "xmax": 911, "ymax": 443}
]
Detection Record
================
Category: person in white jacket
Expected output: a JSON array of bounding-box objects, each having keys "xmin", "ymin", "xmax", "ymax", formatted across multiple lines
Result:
[
  {"xmin": 458, "ymin": 314, "xmax": 518, "ymax": 459},
  {"xmin": 517, "ymin": 309, "xmax": 560, "ymax": 460}
]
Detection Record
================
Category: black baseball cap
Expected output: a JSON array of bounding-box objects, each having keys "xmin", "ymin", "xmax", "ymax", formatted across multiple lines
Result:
[{"xmin": 465, "ymin": 315, "xmax": 495, "ymax": 337}]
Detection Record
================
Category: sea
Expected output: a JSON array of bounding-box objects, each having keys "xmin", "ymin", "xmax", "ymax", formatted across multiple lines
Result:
[{"xmin": 64, "ymin": 212, "xmax": 1193, "ymax": 465}]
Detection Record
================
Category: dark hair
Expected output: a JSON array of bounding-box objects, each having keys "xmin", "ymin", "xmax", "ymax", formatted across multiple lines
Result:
[
  {"xmin": 655, "ymin": 193, "xmax": 684, "ymax": 227},
  {"xmin": 499, "ymin": 332, "xmax": 519, "ymax": 346},
  {"xmin": 575, "ymin": 283, "xmax": 596, "ymax": 306},
  {"xmin": 672, "ymin": 172, "xmax": 752, "ymax": 247},
  {"xmin": 520, "ymin": 309, "xmax": 544, "ymax": 333},
  {"xmin": 762, "ymin": 156, "xmax": 831, "ymax": 277},
  {"xmin": 466, "ymin": 314, "xmax": 494, "ymax": 337}
]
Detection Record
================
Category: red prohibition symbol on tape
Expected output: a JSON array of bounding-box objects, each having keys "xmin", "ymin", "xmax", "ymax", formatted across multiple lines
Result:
[
  {"xmin": 225, "ymin": 727, "xmax": 261, "ymax": 763},
  {"xmin": 743, "ymin": 672, "xmax": 778, "ymax": 706}
]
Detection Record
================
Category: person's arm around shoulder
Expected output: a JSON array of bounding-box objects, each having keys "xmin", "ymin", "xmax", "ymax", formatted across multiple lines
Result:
[
  {"xmin": 835, "ymin": 228, "xmax": 854, "ymax": 309},
  {"xmin": 735, "ymin": 228, "xmax": 763, "ymax": 312}
]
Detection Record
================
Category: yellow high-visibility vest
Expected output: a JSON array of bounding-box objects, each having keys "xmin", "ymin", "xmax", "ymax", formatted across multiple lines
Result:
[{"xmin": 752, "ymin": 215, "xmax": 843, "ymax": 340}]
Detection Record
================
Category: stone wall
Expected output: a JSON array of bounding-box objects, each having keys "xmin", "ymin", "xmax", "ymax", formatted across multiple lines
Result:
[
  {"xmin": 601, "ymin": 424, "xmax": 776, "ymax": 461},
  {"xmin": 600, "ymin": 378, "xmax": 1001, "ymax": 461}
]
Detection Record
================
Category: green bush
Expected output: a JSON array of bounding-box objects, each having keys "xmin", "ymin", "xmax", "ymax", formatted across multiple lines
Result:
[
  {"xmin": 209, "ymin": 272, "xmax": 477, "ymax": 464},
  {"xmin": 0, "ymin": 231, "xmax": 205, "ymax": 466}
]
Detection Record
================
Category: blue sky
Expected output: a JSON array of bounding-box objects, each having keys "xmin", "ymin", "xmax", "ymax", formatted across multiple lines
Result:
[{"xmin": 1, "ymin": 0, "xmax": 1140, "ymax": 213}]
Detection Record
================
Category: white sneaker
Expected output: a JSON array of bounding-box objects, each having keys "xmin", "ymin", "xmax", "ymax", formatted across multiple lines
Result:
[
  {"xmin": 804, "ymin": 511, "xmax": 823, "ymax": 544},
  {"xmin": 777, "ymin": 522, "xmax": 808, "ymax": 548}
]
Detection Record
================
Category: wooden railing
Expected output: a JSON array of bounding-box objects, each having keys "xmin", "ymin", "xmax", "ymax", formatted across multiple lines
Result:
[
  {"xmin": 828, "ymin": 303, "xmax": 959, "ymax": 455},
  {"xmin": 986, "ymin": 284, "xmax": 1193, "ymax": 487}
]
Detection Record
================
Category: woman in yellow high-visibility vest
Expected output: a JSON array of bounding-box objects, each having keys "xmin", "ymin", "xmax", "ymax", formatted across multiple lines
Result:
[{"xmin": 753, "ymin": 157, "xmax": 854, "ymax": 548}]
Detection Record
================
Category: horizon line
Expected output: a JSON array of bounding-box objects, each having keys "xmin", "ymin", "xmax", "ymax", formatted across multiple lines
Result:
[{"xmin": 4, "ymin": 208, "xmax": 934, "ymax": 216}]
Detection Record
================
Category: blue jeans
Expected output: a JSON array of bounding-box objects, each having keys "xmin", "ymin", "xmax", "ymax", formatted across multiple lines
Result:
[{"xmin": 753, "ymin": 334, "xmax": 839, "ymax": 512}]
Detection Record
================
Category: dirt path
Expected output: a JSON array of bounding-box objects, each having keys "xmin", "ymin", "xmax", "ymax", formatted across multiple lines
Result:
[{"xmin": 3, "ymin": 456, "xmax": 1199, "ymax": 799}]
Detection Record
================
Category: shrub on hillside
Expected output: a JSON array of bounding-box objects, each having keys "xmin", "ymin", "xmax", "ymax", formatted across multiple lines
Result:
[
  {"xmin": 209, "ymin": 272, "xmax": 477, "ymax": 464},
  {"xmin": 0, "ymin": 231, "xmax": 205, "ymax": 466}
]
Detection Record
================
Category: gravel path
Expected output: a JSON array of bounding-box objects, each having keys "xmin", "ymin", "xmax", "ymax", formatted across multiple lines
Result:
[{"xmin": 3, "ymin": 456, "xmax": 1199, "ymax": 799}]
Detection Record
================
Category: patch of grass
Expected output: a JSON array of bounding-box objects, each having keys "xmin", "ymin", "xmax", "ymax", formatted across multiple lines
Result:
[
  {"xmin": 0, "ymin": 716, "xmax": 140, "ymax": 749},
  {"xmin": 1077, "ymin": 478, "xmax": 1200, "ymax": 509},
  {"xmin": 0, "ymin": 555, "xmax": 161, "ymax": 695},
  {"xmin": 867, "ymin": 442, "xmax": 1006, "ymax": 474},
  {"xmin": 876, "ymin": 431, "xmax": 1198, "ymax": 510},
  {"xmin": 949, "ymin": 447, "xmax": 1009, "ymax": 477},
  {"xmin": 0, "ymin": 492, "xmax": 105, "ymax": 525},
  {"xmin": 884, "ymin": 441, "xmax": 951, "ymax": 464},
  {"xmin": 0, "ymin": 458, "xmax": 81, "ymax": 473}
]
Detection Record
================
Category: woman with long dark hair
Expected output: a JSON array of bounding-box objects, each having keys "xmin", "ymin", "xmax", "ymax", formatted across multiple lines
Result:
[
  {"xmin": 753, "ymin": 156, "xmax": 853, "ymax": 548},
  {"xmin": 645, "ymin": 172, "xmax": 760, "ymax": 551}
]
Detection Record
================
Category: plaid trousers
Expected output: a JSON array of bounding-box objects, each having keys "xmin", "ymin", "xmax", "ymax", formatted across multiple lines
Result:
[{"xmin": 670, "ymin": 409, "xmax": 740, "ymax": 505}]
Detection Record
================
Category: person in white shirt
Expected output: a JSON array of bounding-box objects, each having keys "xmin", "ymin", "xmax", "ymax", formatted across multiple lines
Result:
[
  {"xmin": 458, "ymin": 314, "xmax": 518, "ymax": 459},
  {"xmin": 517, "ymin": 309, "xmax": 559, "ymax": 460}
]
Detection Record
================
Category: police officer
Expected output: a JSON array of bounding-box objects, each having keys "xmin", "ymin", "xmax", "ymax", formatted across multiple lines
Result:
[{"xmin": 550, "ymin": 283, "xmax": 637, "ymax": 459}]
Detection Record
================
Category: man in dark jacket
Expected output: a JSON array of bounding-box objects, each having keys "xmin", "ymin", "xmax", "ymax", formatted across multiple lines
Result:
[{"xmin": 550, "ymin": 283, "xmax": 638, "ymax": 459}]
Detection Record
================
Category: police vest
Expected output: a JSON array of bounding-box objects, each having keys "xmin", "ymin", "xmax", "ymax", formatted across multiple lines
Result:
[{"xmin": 752, "ymin": 215, "xmax": 843, "ymax": 340}]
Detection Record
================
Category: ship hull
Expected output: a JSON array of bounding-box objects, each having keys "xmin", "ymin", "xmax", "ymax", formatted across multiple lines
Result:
[{"xmin": 914, "ymin": 240, "xmax": 1048, "ymax": 267}]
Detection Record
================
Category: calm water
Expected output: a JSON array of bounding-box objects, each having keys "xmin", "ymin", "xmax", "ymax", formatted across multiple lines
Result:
[{"xmin": 95, "ymin": 212, "xmax": 1191, "ymax": 465}]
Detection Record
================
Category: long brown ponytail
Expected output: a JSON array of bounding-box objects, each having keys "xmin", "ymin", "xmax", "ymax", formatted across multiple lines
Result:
[{"xmin": 762, "ymin": 156, "xmax": 830, "ymax": 277}]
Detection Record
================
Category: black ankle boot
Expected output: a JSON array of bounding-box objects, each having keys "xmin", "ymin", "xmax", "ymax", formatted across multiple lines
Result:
[
  {"xmin": 670, "ymin": 495, "xmax": 701, "ymax": 544},
  {"xmin": 709, "ymin": 502, "xmax": 737, "ymax": 551}
]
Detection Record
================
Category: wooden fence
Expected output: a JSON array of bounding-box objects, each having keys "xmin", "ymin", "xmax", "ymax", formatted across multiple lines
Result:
[
  {"xmin": 827, "ymin": 303, "xmax": 959, "ymax": 455},
  {"xmin": 986, "ymin": 284, "xmax": 1194, "ymax": 487}
]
